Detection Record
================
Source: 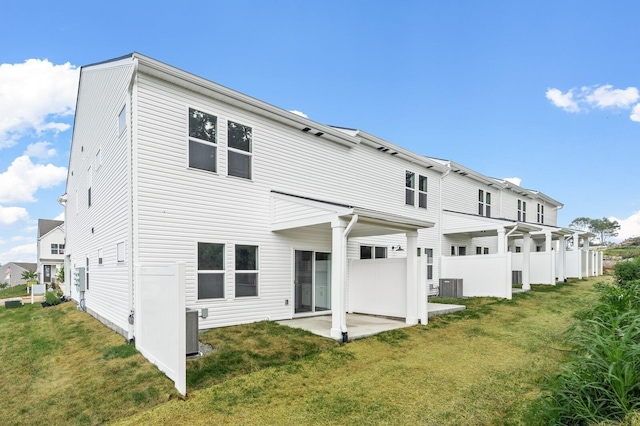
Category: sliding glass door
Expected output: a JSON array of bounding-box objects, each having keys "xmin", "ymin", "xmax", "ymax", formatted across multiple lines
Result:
[{"xmin": 294, "ymin": 251, "xmax": 331, "ymax": 314}]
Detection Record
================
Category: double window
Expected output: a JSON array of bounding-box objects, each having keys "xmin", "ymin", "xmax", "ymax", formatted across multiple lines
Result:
[
  {"xmin": 188, "ymin": 108, "xmax": 218, "ymax": 173},
  {"xmin": 451, "ymin": 246, "xmax": 466, "ymax": 256},
  {"xmin": 197, "ymin": 242, "xmax": 259, "ymax": 300},
  {"xmin": 405, "ymin": 171, "xmax": 428, "ymax": 209},
  {"xmin": 518, "ymin": 200, "xmax": 527, "ymax": 222},
  {"xmin": 537, "ymin": 203, "xmax": 545, "ymax": 224},
  {"xmin": 478, "ymin": 189, "xmax": 491, "ymax": 217},
  {"xmin": 476, "ymin": 247, "xmax": 489, "ymax": 255},
  {"xmin": 227, "ymin": 121, "xmax": 252, "ymax": 179},
  {"xmin": 360, "ymin": 245, "xmax": 388, "ymax": 259},
  {"xmin": 51, "ymin": 244, "xmax": 65, "ymax": 255}
]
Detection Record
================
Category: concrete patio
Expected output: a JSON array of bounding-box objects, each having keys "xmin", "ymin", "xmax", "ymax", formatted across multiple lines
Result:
[{"xmin": 277, "ymin": 302, "xmax": 465, "ymax": 341}]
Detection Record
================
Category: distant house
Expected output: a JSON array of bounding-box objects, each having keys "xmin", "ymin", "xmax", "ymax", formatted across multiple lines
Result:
[
  {"xmin": 1, "ymin": 262, "xmax": 37, "ymax": 287},
  {"xmin": 37, "ymin": 219, "xmax": 65, "ymax": 288}
]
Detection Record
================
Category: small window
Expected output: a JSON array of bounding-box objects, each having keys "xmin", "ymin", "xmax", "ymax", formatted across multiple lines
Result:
[
  {"xmin": 98, "ymin": 248, "xmax": 103, "ymax": 265},
  {"xmin": 188, "ymin": 108, "xmax": 218, "ymax": 173},
  {"xmin": 452, "ymin": 246, "xmax": 466, "ymax": 256},
  {"xmin": 360, "ymin": 245, "xmax": 373, "ymax": 259},
  {"xmin": 476, "ymin": 247, "xmax": 482, "ymax": 255},
  {"xmin": 118, "ymin": 105, "xmax": 127, "ymax": 135},
  {"xmin": 537, "ymin": 203, "xmax": 545, "ymax": 224},
  {"xmin": 478, "ymin": 190, "xmax": 491, "ymax": 217},
  {"xmin": 405, "ymin": 171, "xmax": 415, "ymax": 206},
  {"xmin": 425, "ymin": 248, "xmax": 433, "ymax": 280},
  {"xmin": 515, "ymin": 246, "xmax": 522, "ymax": 253},
  {"xmin": 117, "ymin": 242, "xmax": 125, "ymax": 263},
  {"xmin": 418, "ymin": 175, "xmax": 428, "ymax": 209},
  {"xmin": 59, "ymin": 244, "xmax": 65, "ymax": 255},
  {"xmin": 228, "ymin": 121, "xmax": 253, "ymax": 180},
  {"xmin": 518, "ymin": 200, "xmax": 527, "ymax": 222},
  {"xmin": 374, "ymin": 246, "xmax": 387, "ymax": 259},
  {"xmin": 235, "ymin": 245, "xmax": 258, "ymax": 297},
  {"xmin": 484, "ymin": 247, "xmax": 489, "ymax": 255},
  {"xmin": 51, "ymin": 244, "xmax": 59, "ymax": 255},
  {"xmin": 198, "ymin": 242, "xmax": 225, "ymax": 299}
]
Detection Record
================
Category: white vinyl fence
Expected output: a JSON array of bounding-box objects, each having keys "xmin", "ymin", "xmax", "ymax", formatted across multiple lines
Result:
[{"xmin": 135, "ymin": 263, "xmax": 186, "ymax": 395}]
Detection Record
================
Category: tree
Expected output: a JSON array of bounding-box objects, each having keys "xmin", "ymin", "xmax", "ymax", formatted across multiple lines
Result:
[
  {"xmin": 21, "ymin": 269, "xmax": 37, "ymax": 281},
  {"xmin": 590, "ymin": 217, "xmax": 620, "ymax": 245},
  {"xmin": 56, "ymin": 266, "xmax": 65, "ymax": 284},
  {"xmin": 569, "ymin": 217, "xmax": 593, "ymax": 232}
]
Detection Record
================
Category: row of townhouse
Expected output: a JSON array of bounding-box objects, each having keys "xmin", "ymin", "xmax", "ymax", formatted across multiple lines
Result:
[{"xmin": 60, "ymin": 53, "xmax": 601, "ymax": 351}]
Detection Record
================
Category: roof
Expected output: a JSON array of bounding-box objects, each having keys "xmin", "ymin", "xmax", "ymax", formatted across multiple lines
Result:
[
  {"xmin": 3, "ymin": 262, "xmax": 37, "ymax": 271},
  {"xmin": 38, "ymin": 219, "xmax": 64, "ymax": 238}
]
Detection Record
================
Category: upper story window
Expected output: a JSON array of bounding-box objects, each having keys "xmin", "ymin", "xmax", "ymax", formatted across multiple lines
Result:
[
  {"xmin": 51, "ymin": 244, "xmax": 65, "ymax": 255},
  {"xmin": 418, "ymin": 175, "xmax": 428, "ymax": 209},
  {"xmin": 235, "ymin": 244, "xmax": 258, "ymax": 297},
  {"xmin": 478, "ymin": 190, "xmax": 491, "ymax": 217},
  {"xmin": 518, "ymin": 199, "xmax": 527, "ymax": 222},
  {"xmin": 405, "ymin": 171, "xmax": 415, "ymax": 206},
  {"xmin": 198, "ymin": 242, "xmax": 225, "ymax": 299},
  {"xmin": 188, "ymin": 108, "xmax": 218, "ymax": 173},
  {"xmin": 118, "ymin": 105, "xmax": 127, "ymax": 135},
  {"xmin": 227, "ymin": 121, "xmax": 253, "ymax": 180},
  {"xmin": 537, "ymin": 203, "xmax": 545, "ymax": 224}
]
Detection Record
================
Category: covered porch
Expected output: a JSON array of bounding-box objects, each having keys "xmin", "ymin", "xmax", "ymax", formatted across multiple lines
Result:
[{"xmin": 271, "ymin": 191, "xmax": 434, "ymax": 341}]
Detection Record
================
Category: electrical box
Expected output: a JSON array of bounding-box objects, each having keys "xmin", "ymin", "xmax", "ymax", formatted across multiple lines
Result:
[{"xmin": 74, "ymin": 267, "xmax": 86, "ymax": 292}]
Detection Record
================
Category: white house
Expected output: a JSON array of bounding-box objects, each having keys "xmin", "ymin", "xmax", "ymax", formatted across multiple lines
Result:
[
  {"xmin": 37, "ymin": 219, "xmax": 65, "ymax": 288},
  {"xmin": 62, "ymin": 53, "xmax": 448, "ymax": 352},
  {"xmin": 1, "ymin": 262, "xmax": 37, "ymax": 287}
]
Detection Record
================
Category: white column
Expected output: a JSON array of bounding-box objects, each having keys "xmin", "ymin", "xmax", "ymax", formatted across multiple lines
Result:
[
  {"xmin": 558, "ymin": 235, "xmax": 566, "ymax": 282},
  {"xmin": 418, "ymin": 250, "xmax": 428, "ymax": 325},
  {"xmin": 574, "ymin": 232, "xmax": 582, "ymax": 279},
  {"xmin": 497, "ymin": 228, "xmax": 506, "ymax": 254},
  {"xmin": 583, "ymin": 237, "xmax": 591, "ymax": 277},
  {"xmin": 545, "ymin": 231, "xmax": 554, "ymax": 284},
  {"xmin": 330, "ymin": 218, "xmax": 347, "ymax": 340},
  {"xmin": 406, "ymin": 232, "xmax": 419, "ymax": 325},
  {"xmin": 522, "ymin": 233, "xmax": 531, "ymax": 290}
]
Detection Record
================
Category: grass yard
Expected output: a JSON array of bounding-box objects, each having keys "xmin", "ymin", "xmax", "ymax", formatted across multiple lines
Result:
[
  {"xmin": 0, "ymin": 284, "xmax": 28, "ymax": 299},
  {"xmin": 113, "ymin": 277, "xmax": 607, "ymax": 426}
]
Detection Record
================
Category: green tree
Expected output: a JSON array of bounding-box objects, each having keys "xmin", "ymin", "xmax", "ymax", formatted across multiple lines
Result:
[
  {"xmin": 56, "ymin": 266, "xmax": 65, "ymax": 283},
  {"xmin": 21, "ymin": 269, "xmax": 37, "ymax": 281},
  {"xmin": 590, "ymin": 217, "xmax": 620, "ymax": 245}
]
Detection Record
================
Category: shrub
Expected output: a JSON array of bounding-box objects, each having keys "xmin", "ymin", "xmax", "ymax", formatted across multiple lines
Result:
[
  {"xmin": 0, "ymin": 282, "xmax": 7, "ymax": 289},
  {"xmin": 613, "ymin": 258, "xmax": 640, "ymax": 285},
  {"xmin": 44, "ymin": 291, "xmax": 61, "ymax": 306}
]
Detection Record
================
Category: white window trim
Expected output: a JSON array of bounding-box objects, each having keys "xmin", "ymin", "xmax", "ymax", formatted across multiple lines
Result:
[
  {"xmin": 197, "ymin": 241, "xmax": 226, "ymax": 300},
  {"xmin": 227, "ymin": 120, "xmax": 253, "ymax": 180},
  {"xmin": 234, "ymin": 243, "xmax": 259, "ymax": 298},
  {"xmin": 418, "ymin": 174, "xmax": 428, "ymax": 209},
  {"xmin": 405, "ymin": 170, "xmax": 415, "ymax": 206},
  {"xmin": 188, "ymin": 107, "xmax": 218, "ymax": 174}
]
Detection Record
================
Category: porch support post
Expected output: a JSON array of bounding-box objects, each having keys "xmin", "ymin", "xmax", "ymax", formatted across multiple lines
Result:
[
  {"xmin": 522, "ymin": 233, "xmax": 531, "ymax": 290},
  {"xmin": 497, "ymin": 228, "xmax": 506, "ymax": 254},
  {"xmin": 406, "ymin": 231, "xmax": 419, "ymax": 325},
  {"xmin": 330, "ymin": 218, "xmax": 347, "ymax": 340},
  {"xmin": 545, "ymin": 231, "xmax": 554, "ymax": 285},
  {"xmin": 574, "ymin": 232, "xmax": 582, "ymax": 279},
  {"xmin": 583, "ymin": 236, "xmax": 591, "ymax": 277},
  {"xmin": 558, "ymin": 235, "xmax": 566, "ymax": 282}
]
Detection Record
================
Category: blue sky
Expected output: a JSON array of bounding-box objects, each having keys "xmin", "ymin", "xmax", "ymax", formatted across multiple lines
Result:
[{"xmin": 1, "ymin": 1, "xmax": 638, "ymax": 264}]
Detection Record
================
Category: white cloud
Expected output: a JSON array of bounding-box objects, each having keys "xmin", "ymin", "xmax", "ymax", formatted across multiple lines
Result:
[
  {"xmin": 0, "ymin": 242, "xmax": 37, "ymax": 265},
  {"xmin": 24, "ymin": 141, "xmax": 56, "ymax": 159},
  {"xmin": 546, "ymin": 84, "xmax": 640, "ymax": 123},
  {"xmin": 610, "ymin": 211, "xmax": 640, "ymax": 242},
  {"xmin": 53, "ymin": 211, "xmax": 64, "ymax": 221},
  {"xmin": 585, "ymin": 85, "xmax": 639, "ymax": 109},
  {"xmin": 504, "ymin": 177, "xmax": 522, "ymax": 186},
  {"xmin": 0, "ymin": 59, "xmax": 79, "ymax": 148},
  {"xmin": 545, "ymin": 88, "xmax": 580, "ymax": 112},
  {"xmin": 630, "ymin": 104, "xmax": 640, "ymax": 123},
  {"xmin": 0, "ymin": 206, "xmax": 28, "ymax": 225},
  {"xmin": 289, "ymin": 110, "xmax": 308, "ymax": 118},
  {"xmin": 0, "ymin": 155, "xmax": 67, "ymax": 203}
]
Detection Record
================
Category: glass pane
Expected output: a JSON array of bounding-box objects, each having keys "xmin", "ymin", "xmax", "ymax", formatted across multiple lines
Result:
[
  {"xmin": 484, "ymin": 247, "xmax": 489, "ymax": 254},
  {"xmin": 419, "ymin": 192, "xmax": 427, "ymax": 208},
  {"xmin": 228, "ymin": 121, "xmax": 252, "ymax": 152},
  {"xmin": 189, "ymin": 140, "xmax": 217, "ymax": 172},
  {"xmin": 427, "ymin": 265, "xmax": 433, "ymax": 280},
  {"xmin": 198, "ymin": 273, "xmax": 224, "ymax": 299},
  {"xmin": 406, "ymin": 188, "xmax": 415, "ymax": 206},
  {"xmin": 405, "ymin": 171, "xmax": 415, "ymax": 188},
  {"xmin": 486, "ymin": 192, "xmax": 491, "ymax": 204},
  {"xmin": 314, "ymin": 252, "xmax": 331, "ymax": 311},
  {"xmin": 189, "ymin": 108, "xmax": 217, "ymax": 142},
  {"xmin": 235, "ymin": 273, "xmax": 257, "ymax": 297},
  {"xmin": 228, "ymin": 150, "xmax": 251, "ymax": 179},
  {"xmin": 418, "ymin": 175, "xmax": 427, "ymax": 192},
  {"xmin": 478, "ymin": 190, "xmax": 484, "ymax": 202},
  {"xmin": 426, "ymin": 249, "xmax": 433, "ymax": 263},
  {"xmin": 476, "ymin": 247, "xmax": 482, "ymax": 255},
  {"xmin": 360, "ymin": 246, "xmax": 372, "ymax": 259},
  {"xmin": 236, "ymin": 245, "xmax": 257, "ymax": 270},
  {"xmin": 478, "ymin": 203, "xmax": 483, "ymax": 215},
  {"xmin": 486, "ymin": 205, "xmax": 491, "ymax": 217},
  {"xmin": 295, "ymin": 250, "xmax": 313, "ymax": 313},
  {"xmin": 375, "ymin": 246, "xmax": 387, "ymax": 259},
  {"xmin": 198, "ymin": 242, "xmax": 224, "ymax": 270},
  {"xmin": 458, "ymin": 247, "xmax": 466, "ymax": 256}
]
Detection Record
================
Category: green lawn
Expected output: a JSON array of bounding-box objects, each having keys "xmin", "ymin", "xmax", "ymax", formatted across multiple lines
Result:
[
  {"xmin": 113, "ymin": 277, "xmax": 606, "ymax": 425},
  {"xmin": 0, "ymin": 284, "xmax": 28, "ymax": 299}
]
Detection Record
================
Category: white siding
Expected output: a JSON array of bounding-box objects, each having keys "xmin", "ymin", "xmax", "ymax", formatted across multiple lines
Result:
[{"xmin": 66, "ymin": 63, "xmax": 133, "ymax": 336}]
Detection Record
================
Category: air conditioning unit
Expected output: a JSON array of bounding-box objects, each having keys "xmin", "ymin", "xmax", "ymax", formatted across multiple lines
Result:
[
  {"xmin": 439, "ymin": 278, "xmax": 463, "ymax": 298},
  {"xmin": 186, "ymin": 308, "xmax": 199, "ymax": 356}
]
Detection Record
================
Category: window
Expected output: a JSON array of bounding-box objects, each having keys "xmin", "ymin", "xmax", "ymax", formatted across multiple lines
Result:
[
  {"xmin": 405, "ymin": 171, "xmax": 415, "ymax": 206},
  {"xmin": 228, "ymin": 121, "xmax": 253, "ymax": 179},
  {"xmin": 518, "ymin": 200, "xmax": 527, "ymax": 222},
  {"xmin": 235, "ymin": 245, "xmax": 258, "ymax": 297},
  {"xmin": 476, "ymin": 247, "xmax": 482, "ymax": 255},
  {"xmin": 374, "ymin": 246, "xmax": 387, "ymax": 259},
  {"xmin": 59, "ymin": 244, "xmax": 65, "ymax": 255},
  {"xmin": 87, "ymin": 166, "xmax": 92, "ymax": 207},
  {"xmin": 117, "ymin": 242, "xmax": 125, "ymax": 263},
  {"xmin": 515, "ymin": 246, "xmax": 522, "ymax": 253},
  {"xmin": 188, "ymin": 108, "xmax": 218, "ymax": 173},
  {"xmin": 478, "ymin": 190, "xmax": 491, "ymax": 217},
  {"xmin": 198, "ymin": 242, "xmax": 225, "ymax": 299},
  {"xmin": 98, "ymin": 248, "xmax": 103, "ymax": 265},
  {"xmin": 118, "ymin": 105, "xmax": 127, "ymax": 135},
  {"xmin": 451, "ymin": 246, "xmax": 466, "ymax": 256},
  {"xmin": 425, "ymin": 248, "xmax": 433, "ymax": 280},
  {"xmin": 418, "ymin": 175, "xmax": 428, "ymax": 208},
  {"xmin": 360, "ymin": 245, "xmax": 387, "ymax": 259},
  {"xmin": 86, "ymin": 256, "xmax": 90, "ymax": 290},
  {"xmin": 51, "ymin": 244, "xmax": 59, "ymax": 255},
  {"xmin": 484, "ymin": 247, "xmax": 489, "ymax": 255},
  {"xmin": 537, "ymin": 203, "xmax": 544, "ymax": 224}
]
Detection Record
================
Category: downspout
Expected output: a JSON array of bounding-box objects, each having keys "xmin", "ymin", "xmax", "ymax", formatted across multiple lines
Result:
[
  {"xmin": 438, "ymin": 163, "xmax": 451, "ymax": 277},
  {"xmin": 340, "ymin": 214, "xmax": 358, "ymax": 342},
  {"xmin": 127, "ymin": 57, "xmax": 139, "ymax": 343}
]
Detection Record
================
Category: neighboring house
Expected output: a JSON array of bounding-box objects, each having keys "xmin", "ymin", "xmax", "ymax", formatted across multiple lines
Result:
[
  {"xmin": 62, "ymin": 53, "xmax": 447, "ymax": 346},
  {"xmin": 1, "ymin": 262, "xmax": 37, "ymax": 287},
  {"xmin": 37, "ymin": 219, "xmax": 65, "ymax": 288}
]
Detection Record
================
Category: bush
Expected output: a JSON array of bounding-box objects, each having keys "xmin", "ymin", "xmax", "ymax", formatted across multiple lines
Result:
[
  {"xmin": 44, "ymin": 291, "xmax": 61, "ymax": 306},
  {"xmin": 0, "ymin": 282, "xmax": 7, "ymax": 289},
  {"xmin": 613, "ymin": 258, "xmax": 640, "ymax": 285},
  {"xmin": 535, "ymin": 280, "xmax": 640, "ymax": 424}
]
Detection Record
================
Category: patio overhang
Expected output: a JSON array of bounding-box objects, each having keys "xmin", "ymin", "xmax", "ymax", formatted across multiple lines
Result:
[
  {"xmin": 271, "ymin": 191, "xmax": 435, "ymax": 236},
  {"xmin": 442, "ymin": 210, "xmax": 541, "ymax": 238}
]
